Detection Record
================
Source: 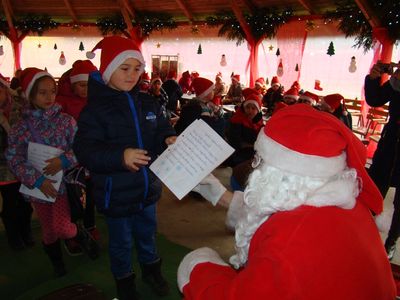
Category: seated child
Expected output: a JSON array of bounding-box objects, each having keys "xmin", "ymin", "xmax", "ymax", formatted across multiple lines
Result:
[{"xmin": 319, "ymin": 93, "xmax": 352, "ymax": 129}]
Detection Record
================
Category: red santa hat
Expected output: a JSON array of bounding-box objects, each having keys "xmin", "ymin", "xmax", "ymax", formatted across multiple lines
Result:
[
  {"xmin": 20, "ymin": 67, "xmax": 53, "ymax": 98},
  {"xmin": 86, "ymin": 36, "xmax": 145, "ymax": 84},
  {"xmin": 242, "ymin": 88, "xmax": 262, "ymax": 111},
  {"xmin": 231, "ymin": 74, "xmax": 240, "ymax": 82},
  {"xmin": 255, "ymin": 77, "xmax": 265, "ymax": 87},
  {"xmin": 299, "ymin": 91, "xmax": 319, "ymax": 105},
  {"xmin": 70, "ymin": 60, "xmax": 98, "ymax": 84},
  {"xmin": 141, "ymin": 71, "xmax": 151, "ymax": 84},
  {"xmin": 291, "ymin": 80, "xmax": 301, "ymax": 91},
  {"xmin": 254, "ymin": 103, "xmax": 383, "ymax": 214},
  {"xmin": 323, "ymin": 93, "xmax": 344, "ymax": 111},
  {"xmin": 191, "ymin": 71, "xmax": 200, "ymax": 79},
  {"xmin": 283, "ymin": 87, "xmax": 299, "ymax": 101},
  {"xmin": 192, "ymin": 77, "xmax": 214, "ymax": 99},
  {"xmin": 0, "ymin": 73, "xmax": 9, "ymax": 87},
  {"xmin": 271, "ymin": 76, "xmax": 280, "ymax": 87}
]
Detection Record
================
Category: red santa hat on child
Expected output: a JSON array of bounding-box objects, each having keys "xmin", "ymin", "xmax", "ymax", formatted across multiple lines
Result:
[
  {"xmin": 283, "ymin": 87, "xmax": 299, "ymax": 101},
  {"xmin": 271, "ymin": 76, "xmax": 280, "ymax": 87},
  {"xmin": 231, "ymin": 74, "xmax": 240, "ymax": 82},
  {"xmin": 0, "ymin": 73, "xmax": 9, "ymax": 87},
  {"xmin": 323, "ymin": 93, "xmax": 344, "ymax": 111},
  {"xmin": 299, "ymin": 91, "xmax": 319, "ymax": 105},
  {"xmin": 141, "ymin": 72, "xmax": 151, "ymax": 84},
  {"xmin": 254, "ymin": 103, "xmax": 383, "ymax": 214},
  {"xmin": 86, "ymin": 36, "xmax": 145, "ymax": 84},
  {"xmin": 70, "ymin": 60, "xmax": 98, "ymax": 84},
  {"xmin": 255, "ymin": 77, "xmax": 265, "ymax": 87},
  {"xmin": 291, "ymin": 80, "xmax": 301, "ymax": 91},
  {"xmin": 192, "ymin": 77, "xmax": 214, "ymax": 99},
  {"xmin": 242, "ymin": 88, "xmax": 262, "ymax": 111},
  {"xmin": 20, "ymin": 67, "xmax": 53, "ymax": 98}
]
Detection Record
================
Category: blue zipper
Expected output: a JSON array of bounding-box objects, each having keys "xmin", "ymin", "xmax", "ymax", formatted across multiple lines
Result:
[{"xmin": 104, "ymin": 176, "xmax": 112, "ymax": 209}]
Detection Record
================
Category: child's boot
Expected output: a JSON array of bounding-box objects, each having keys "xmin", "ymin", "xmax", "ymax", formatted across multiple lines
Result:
[
  {"xmin": 141, "ymin": 258, "xmax": 169, "ymax": 296},
  {"xmin": 115, "ymin": 273, "xmax": 139, "ymax": 300},
  {"xmin": 43, "ymin": 240, "xmax": 67, "ymax": 277}
]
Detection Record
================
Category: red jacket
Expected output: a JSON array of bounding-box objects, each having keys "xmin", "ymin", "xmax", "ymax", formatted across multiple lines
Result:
[{"xmin": 183, "ymin": 202, "xmax": 396, "ymax": 300}]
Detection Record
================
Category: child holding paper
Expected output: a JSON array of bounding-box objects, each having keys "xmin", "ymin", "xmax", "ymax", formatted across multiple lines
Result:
[
  {"xmin": 5, "ymin": 68, "xmax": 98, "ymax": 277},
  {"xmin": 73, "ymin": 36, "xmax": 176, "ymax": 300}
]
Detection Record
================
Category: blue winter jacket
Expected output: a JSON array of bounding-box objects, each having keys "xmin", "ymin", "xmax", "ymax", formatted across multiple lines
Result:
[{"xmin": 73, "ymin": 72, "xmax": 176, "ymax": 217}]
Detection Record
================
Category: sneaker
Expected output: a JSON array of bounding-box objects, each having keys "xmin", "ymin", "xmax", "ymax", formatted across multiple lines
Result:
[
  {"xmin": 387, "ymin": 244, "xmax": 396, "ymax": 261},
  {"xmin": 64, "ymin": 238, "xmax": 83, "ymax": 256}
]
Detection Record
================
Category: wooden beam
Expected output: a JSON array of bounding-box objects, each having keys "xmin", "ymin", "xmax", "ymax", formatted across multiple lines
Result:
[
  {"xmin": 1, "ymin": 0, "xmax": 14, "ymax": 29},
  {"xmin": 297, "ymin": 0, "xmax": 315, "ymax": 14},
  {"xmin": 63, "ymin": 0, "xmax": 79, "ymax": 23},
  {"xmin": 175, "ymin": 0, "xmax": 193, "ymax": 21},
  {"xmin": 354, "ymin": 0, "xmax": 380, "ymax": 27},
  {"xmin": 120, "ymin": 0, "xmax": 135, "ymax": 20},
  {"xmin": 230, "ymin": 0, "xmax": 252, "ymax": 42},
  {"xmin": 117, "ymin": 0, "xmax": 133, "ymax": 31}
]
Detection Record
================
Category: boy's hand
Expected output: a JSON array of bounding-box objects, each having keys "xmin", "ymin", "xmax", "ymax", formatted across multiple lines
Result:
[
  {"xmin": 39, "ymin": 178, "xmax": 58, "ymax": 199},
  {"xmin": 43, "ymin": 157, "xmax": 62, "ymax": 176},
  {"xmin": 123, "ymin": 148, "xmax": 151, "ymax": 172},
  {"xmin": 165, "ymin": 136, "xmax": 177, "ymax": 145}
]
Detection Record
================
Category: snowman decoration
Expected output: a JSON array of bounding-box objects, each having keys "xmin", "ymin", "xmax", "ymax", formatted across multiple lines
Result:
[{"xmin": 349, "ymin": 56, "xmax": 357, "ymax": 73}]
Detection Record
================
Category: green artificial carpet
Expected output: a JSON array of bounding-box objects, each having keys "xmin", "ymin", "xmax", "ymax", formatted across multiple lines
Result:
[{"xmin": 0, "ymin": 215, "xmax": 190, "ymax": 300}]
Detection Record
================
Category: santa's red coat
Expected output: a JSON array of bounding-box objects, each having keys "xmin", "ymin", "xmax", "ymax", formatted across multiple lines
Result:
[{"xmin": 182, "ymin": 202, "xmax": 396, "ymax": 299}]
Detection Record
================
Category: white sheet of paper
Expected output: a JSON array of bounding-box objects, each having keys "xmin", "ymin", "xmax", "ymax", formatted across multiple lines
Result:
[
  {"xmin": 19, "ymin": 142, "xmax": 64, "ymax": 203},
  {"xmin": 150, "ymin": 119, "xmax": 234, "ymax": 200}
]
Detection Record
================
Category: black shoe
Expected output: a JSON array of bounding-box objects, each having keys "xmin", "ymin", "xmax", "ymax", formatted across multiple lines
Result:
[
  {"xmin": 116, "ymin": 274, "xmax": 139, "ymax": 300},
  {"xmin": 43, "ymin": 240, "xmax": 67, "ymax": 277},
  {"xmin": 75, "ymin": 225, "xmax": 99, "ymax": 260},
  {"xmin": 141, "ymin": 259, "xmax": 170, "ymax": 296}
]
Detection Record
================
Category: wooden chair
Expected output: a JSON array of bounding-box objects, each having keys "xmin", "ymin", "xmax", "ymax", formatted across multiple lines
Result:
[
  {"xmin": 353, "ymin": 105, "xmax": 389, "ymax": 143},
  {"xmin": 344, "ymin": 98, "xmax": 364, "ymax": 128}
]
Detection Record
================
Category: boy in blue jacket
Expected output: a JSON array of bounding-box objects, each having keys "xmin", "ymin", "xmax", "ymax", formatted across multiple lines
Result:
[{"xmin": 73, "ymin": 36, "xmax": 176, "ymax": 300}]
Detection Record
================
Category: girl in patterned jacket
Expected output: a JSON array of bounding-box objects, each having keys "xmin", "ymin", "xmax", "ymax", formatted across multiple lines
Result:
[{"xmin": 5, "ymin": 68, "xmax": 98, "ymax": 277}]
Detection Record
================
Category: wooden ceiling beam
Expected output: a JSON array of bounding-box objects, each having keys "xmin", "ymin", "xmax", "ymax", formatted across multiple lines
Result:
[
  {"xmin": 240, "ymin": 0, "xmax": 255, "ymax": 14},
  {"xmin": 354, "ymin": 0, "xmax": 380, "ymax": 27},
  {"xmin": 175, "ymin": 0, "xmax": 194, "ymax": 21},
  {"xmin": 117, "ymin": 0, "xmax": 133, "ymax": 31},
  {"xmin": 120, "ymin": 0, "xmax": 135, "ymax": 19},
  {"xmin": 230, "ymin": 0, "xmax": 252, "ymax": 41},
  {"xmin": 63, "ymin": 0, "xmax": 79, "ymax": 23},
  {"xmin": 1, "ymin": 0, "xmax": 14, "ymax": 29},
  {"xmin": 297, "ymin": 0, "xmax": 315, "ymax": 14}
]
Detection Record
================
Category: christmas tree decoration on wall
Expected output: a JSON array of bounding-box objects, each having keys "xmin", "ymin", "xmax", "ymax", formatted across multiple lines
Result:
[
  {"xmin": 314, "ymin": 79, "xmax": 323, "ymax": 91},
  {"xmin": 197, "ymin": 44, "xmax": 202, "ymax": 54},
  {"xmin": 59, "ymin": 51, "xmax": 66, "ymax": 65},
  {"xmin": 38, "ymin": 43, "xmax": 42, "ymax": 48},
  {"xmin": 220, "ymin": 54, "xmax": 227, "ymax": 67},
  {"xmin": 53, "ymin": 43, "xmax": 57, "ymax": 50},
  {"xmin": 349, "ymin": 56, "xmax": 357, "ymax": 73},
  {"xmin": 295, "ymin": 63, "xmax": 299, "ymax": 72},
  {"xmin": 277, "ymin": 59, "xmax": 283, "ymax": 77},
  {"xmin": 265, "ymin": 77, "xmax": 269, "ymax": 85},
  {"xmin": 79, "ymin": 41, "xmax": 84, "ymax": 51},
  {"xmin": 276, "ymin": 48, "xmax": 280, "ymax": 56},
  {"xmin": 327, "ymin": 41, "xmax": 335, "ymax": 56},
  {"xmin": 0, "ymin": 45, "xmax": 3, "ymax": 56}
]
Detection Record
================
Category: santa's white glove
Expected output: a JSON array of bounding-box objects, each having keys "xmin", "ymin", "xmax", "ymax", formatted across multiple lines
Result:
[
  {"xmin": 177, "ymin": 247, "xmax": 229, "ymax": 292},
  {"xmin": 192, "ymin": 173, "xmax": 227, "ymax": 206},
  {"xmin": 225, "ymin": 191, "xmax": 245, "ymax": 232}
]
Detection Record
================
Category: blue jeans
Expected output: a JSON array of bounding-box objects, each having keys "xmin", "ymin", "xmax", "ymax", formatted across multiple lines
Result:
[{"xmin": 106, "ymin": 204, "xmax": 158, "ymax": 279}]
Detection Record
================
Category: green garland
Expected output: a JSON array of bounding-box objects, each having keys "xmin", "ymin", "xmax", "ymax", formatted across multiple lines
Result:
[
  {"xmin": 206, "ymin": 8, "xmax": 293, "ymax": 45},
  {"xmin": 96, "ymin": 12, "xmax": 177, "ymax": 37},
  {"xmin": 0, "ymin": 14, "xmax": 59, "ymax": 37},
  {"xmin": 325, "ymin": 0, "xmax": 400, "ymax": 52}
]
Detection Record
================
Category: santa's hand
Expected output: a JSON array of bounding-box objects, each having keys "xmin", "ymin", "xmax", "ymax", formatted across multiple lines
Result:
[
  {"xmin": 177, "ymin": 247, "xmax": 228, "ymax": 292},
  {"xmin": 225, "ymin": 191, "xmax": 245, "ymax": 232},
  {"xmin": 192, "ymin": 174, "xmax": 227, "ymax": 206}
]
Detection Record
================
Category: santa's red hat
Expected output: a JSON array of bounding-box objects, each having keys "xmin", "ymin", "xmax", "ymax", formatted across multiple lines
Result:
[
  {"xmin": 271, "ymin": 76, "xmax": 280, "ymax": 87},
  {"xmin": 70, "ymin": 60, "xmax": 98, "ymax": 84},
  {"xmin": 192, "ymin": 77, "xmax": 214, "ymax": 99},
  {"xmin": 255, "ymin": 77, "xmax": 265, "ymax": 87},
  {"xmin": 242, "ymin": 88, "xmax": 262, "ymax": 111},
  {"xmin": 86, "ymin": 36, "xmax": 145, "ymax": 84},
  {"xmin": 299, "ymin": 91, "xmax": 319, "ymax": 105},
  {"xmin": 324, "ymin": 93, "xmax": 344, "ymax": 111},
  {"xmin": 283, "ymin": 87, "xmax": 299, "ymax": 101},
  {"xmin": 0, "ymin": 73, "xmax": 9, "ymax": 87},
  {"xmin": 255, "ymin": 104, "xmax": 383, "ymax": 214},
  {"xmin": 231, "ymin": 74, "xmax": 240, "ymax": 82},
  {"xmin": 20, "ymin": 67, "xmax": 53, "ymax": 98}
]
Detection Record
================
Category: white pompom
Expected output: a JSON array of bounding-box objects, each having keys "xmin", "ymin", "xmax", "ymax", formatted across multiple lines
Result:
[{"xmin": 86, "ymin": 51, "xmax": 95, "ymax": 59}]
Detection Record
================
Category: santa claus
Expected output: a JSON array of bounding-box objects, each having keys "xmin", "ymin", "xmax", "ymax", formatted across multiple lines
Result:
[{"xmin": 178, "ymin": 104, "xmax": 396, "ymax": 300}]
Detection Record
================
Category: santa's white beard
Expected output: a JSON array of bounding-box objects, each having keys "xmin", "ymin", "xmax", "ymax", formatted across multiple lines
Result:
[{"xmin": 229, "ymin": 163, "xmax": 360, "ymax": 269}]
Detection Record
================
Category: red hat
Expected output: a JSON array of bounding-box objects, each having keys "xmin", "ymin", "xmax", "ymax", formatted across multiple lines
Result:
[
  {"xmin": 141, "ymin": 71, "xmax": 150, "ymax": 84},
  {"xmin": 299, "ymin": 91, "xmax": 319, "ymax": 105},
  {"xmin": 191, "ymin": 71, "xmax": 200, "ymax": 79},
  {"xmin": 254, "ymin": 104, "xmax": 382, "ymax": 214},
  {"xmin": 231, "ymin": 74, "xmax": 240, "ymax": 82},
  {"xmin": 70, "ymin": 60, "xmax": 98, "ymax": 84},
  {"xmin": 324, "ymin": 93, "xmax": 344, "ymax": 111},
  {"xmin": 243, "ymin": 89, "xmax": 262, "ymax": 111},
  {"xmin": 255, "ymin": 77, "xmax": 265, "ymax": 87},
  {"xmin": 291, "ymin": 80, "xmax": 301, "ymax": 90},
  {"xmin": 283, "ymin": 87, "xmax": 299, "ymax": 101},
  {"xmin": 271, "ymin": 76, "xmax": 280, "ymax": 87},
  {"xmin": 86, "ymin": 36, "xmax": 145, "ymax": 84},
  {"xmin": 0, "ymin": 73, "xmax": 9, "ymax": 87},
  {"xmin": 20, "ymin": 67, "xmax": 53, "ymax": 98},
  {"xmin": 192, "ymin": 77, "xmax": 214, "ymax": 98}
]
